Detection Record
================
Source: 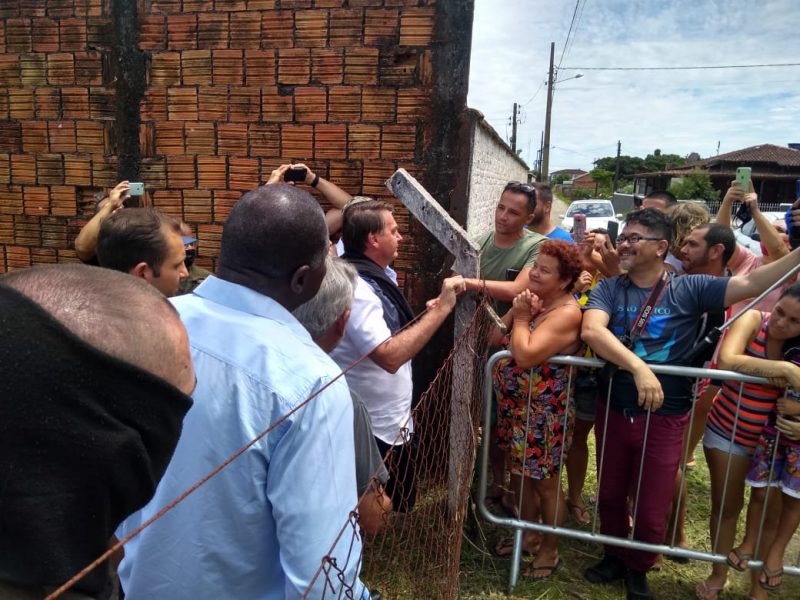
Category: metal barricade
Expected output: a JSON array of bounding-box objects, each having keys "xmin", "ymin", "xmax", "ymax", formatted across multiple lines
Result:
[{"xmin": 478, "ymin": 351, "xmax": 800, "ymax": 593}]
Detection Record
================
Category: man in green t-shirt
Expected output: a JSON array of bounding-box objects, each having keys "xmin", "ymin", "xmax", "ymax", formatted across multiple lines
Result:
[{"xmin": 464, "ymin": 181, "xmax": 546, "ymax": 316}]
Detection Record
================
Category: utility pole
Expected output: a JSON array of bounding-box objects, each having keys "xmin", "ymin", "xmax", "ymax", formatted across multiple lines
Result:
[
  {"xmin": 536, "ymin": 131, "xmax": 543, "ymax": 176},
  {"xmin": 510, "ymin": 102, "xmax": 518, "ymax": 153},
  {"xmin": 612, "ymin": 140, "xmax": 621, "ymax": 193},
  {"xmin": 541, "ymin": 41, "xmax": 555, "ymax": 183}
]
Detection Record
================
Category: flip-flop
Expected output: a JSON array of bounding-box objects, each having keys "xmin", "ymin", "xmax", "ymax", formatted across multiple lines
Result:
[
  {"xmin": 694, "ymin": 580, "xmax": 727, "ymax": 600},
  {"xmin": 566, "ymin": 499, "xmax": 591, "ymax": 525},
  {"xmin": 758, "ymin": 565, "xmax": 783, "ymax": 591},
  {"xmin": 525, "ymin": 557, "xmax": 563, "ymax": 581},
  {"xmin": 494, "ymin": 535, "xmax": 539, "ymax": 558},
  {"xmin": 726, "ymin": 547, "xmax": 752, "ymax": 572}
]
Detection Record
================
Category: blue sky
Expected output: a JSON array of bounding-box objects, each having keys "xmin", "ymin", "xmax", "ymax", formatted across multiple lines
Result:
[{"xmin": 468, "ymin": 0, "xmax": 800, "ymax": 173}]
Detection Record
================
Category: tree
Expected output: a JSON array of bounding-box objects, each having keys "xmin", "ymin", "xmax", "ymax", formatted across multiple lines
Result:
[
  {"xmin": 593, "ymin": 156, "xmax": 644, "ymax": 180},
  {"xmin": 551, "ymin": 172, "xmax": 572, "ymax": 184},
  {"xmin": 642, "ymin": 151, "xmax": 685, "ymax": 172},
  {"xmin": 669, "ymin": 170, "xmax": 720, "ymax": 203}
]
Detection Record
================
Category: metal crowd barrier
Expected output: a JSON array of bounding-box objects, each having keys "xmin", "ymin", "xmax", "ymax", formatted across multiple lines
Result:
[{"xmin": 478, "ymin": 351, "xmax": 800, "ymax": 593}]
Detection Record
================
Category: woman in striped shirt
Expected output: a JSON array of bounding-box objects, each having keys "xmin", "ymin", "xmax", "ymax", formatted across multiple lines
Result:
[{"xmin": 696, "ymin": 286, "xmax": 800, "ymax": 600}]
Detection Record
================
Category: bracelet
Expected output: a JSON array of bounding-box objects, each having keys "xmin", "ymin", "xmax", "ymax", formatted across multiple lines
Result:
[{"xmin": 311, "ymin": 174, "xmax": 320, "ymax": 188}]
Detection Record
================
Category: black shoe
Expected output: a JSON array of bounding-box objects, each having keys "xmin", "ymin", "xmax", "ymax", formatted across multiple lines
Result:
[
  {"xmin": 624, "ymin": 568, "xmax": 653, "ymax": 600},
  {"xmin": 583, "ymin": 554, "xmax": 626, "ymax": 584}
]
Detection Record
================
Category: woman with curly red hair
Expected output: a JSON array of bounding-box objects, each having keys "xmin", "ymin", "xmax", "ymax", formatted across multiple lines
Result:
[{"xmin": 492, "ymin": 239, "xmax": 584, "ymax": 579}]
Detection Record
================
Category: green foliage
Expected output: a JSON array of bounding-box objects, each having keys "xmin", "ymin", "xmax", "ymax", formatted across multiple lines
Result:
[
  {"xmin": 643, "ymin": 151, "xmax": 685, "ymax": 172},
  {"xmin": 551, "ymin": 172, "xmax": 572, "ymax": 184},
  {"xmin": 669, "ymin": 170, "xmax": 720, "ymax": 203},
  {"xmin": 593, "ymin": 156, "xmax": 644, "ymax": 179},
  {"xmin": 573, "ymin": 188, "xmax": 594, "ymax": 200}
]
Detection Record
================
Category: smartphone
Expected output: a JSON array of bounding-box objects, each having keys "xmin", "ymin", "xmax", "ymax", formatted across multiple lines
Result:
[
  {"xmin": 607, "ymin": 220, "xmax": 619, "ymax": 246},
  {"xmin": 505, "ymin": 268, "xmax": 521, "ymax": 281},
  {"xmin": 735, "ymin": 167, "xmax": 751, "ymax": 192},
  {"xmin": 796, "ymin": 178, "xmax": 800, "ymax": 200},
  {"xmin": 573, "ymin": 214, "xmax": 587, "ymax": 242},
  {"xmin": 128, "ymin": 182, "xmax": 144, "ymax": 196},
  {"xmin": 284, "ymin": 166, "xmax": 307, "ymax": 183}
]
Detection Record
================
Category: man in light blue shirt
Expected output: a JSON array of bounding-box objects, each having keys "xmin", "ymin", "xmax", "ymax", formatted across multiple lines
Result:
[
  {"xmin": 117, "ymin": 184, "xmax": 365, "ymax": 599},
  {"xmin": 531, "ymin": 183, "xmax": 574, "ymax": 242}
]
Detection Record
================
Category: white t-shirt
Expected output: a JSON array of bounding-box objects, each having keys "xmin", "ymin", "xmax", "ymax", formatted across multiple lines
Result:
[{"xmin": 331, "ymin": 278, "xmax": 413, "ymax": 445}]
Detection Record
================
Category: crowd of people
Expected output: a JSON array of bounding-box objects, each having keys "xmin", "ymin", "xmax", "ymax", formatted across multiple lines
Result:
[{"xmin": 2, "ymin": 169, "xmax": 800, "ymax": 600}]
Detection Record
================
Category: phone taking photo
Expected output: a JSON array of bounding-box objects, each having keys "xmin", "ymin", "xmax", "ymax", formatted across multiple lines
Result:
[
  {"xmin": 284, "ymin": 167, "xmax": 307, "ymax": 183},
  {"xmin": 735, "ymin": 167, "xmax": 752, "ymax": 192},
  {"xmin": 573, "ymin": 214, "xmax": 587, "ymax": 242},
  {"xmin": 607, "ymin": 220, "xmax": 619, "ymax": 246}
]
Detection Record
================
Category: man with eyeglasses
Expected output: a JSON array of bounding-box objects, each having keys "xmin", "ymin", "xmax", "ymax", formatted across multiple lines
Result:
[{"xmin": 581, "ymin": 208, "xmax": 800, "ymax": 600}]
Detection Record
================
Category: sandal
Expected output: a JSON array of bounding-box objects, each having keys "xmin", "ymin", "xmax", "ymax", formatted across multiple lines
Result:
[
  {"xmin": 758, "ymin": 565, "xmax": 783, "ymax": 591},
  {"xmin": 566, "ymin": 498, "xmax": 591, "ymax": 525},
  {"xmin": 494, "ymin": 534, "xmax": 539, "ymax": 557},
  {"xmin": 695, "ymin": 579, "xmax": 727, "ymax": 600},
  {"xmin": 726, "ymin": 547, "xmax": 752, "ymax": 572},
  {"xmin": 524, "ymin": 557, "xmax": 563, "ymax": 581}
]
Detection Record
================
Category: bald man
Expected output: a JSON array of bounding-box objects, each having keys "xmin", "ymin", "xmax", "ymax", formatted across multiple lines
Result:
[{"xmin": 0, "ymin": 264, "xmax": 194, "ymax": 599}]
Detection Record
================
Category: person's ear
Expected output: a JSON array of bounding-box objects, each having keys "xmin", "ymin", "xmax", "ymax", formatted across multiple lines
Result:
[
  {"xmin": 334, "ymin": 309, "xmax": 351, "ymax": 338},
  {"xmin": 708, "ymin": 243, "xmax": 723, "ymax": 262},
  {"xmin": 289, "ymin": 264, "xmax": 312, "ymax": 295},
  {"xmin": 658, "ymin": 240, "xmax": 669, "ymax": 258},
  {"xmin": 130, "ymin": 262, "xmax": 153, "ymax": 282}
]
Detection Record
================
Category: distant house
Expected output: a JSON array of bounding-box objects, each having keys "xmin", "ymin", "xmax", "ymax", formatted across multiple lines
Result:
[
  {"xmin": 569, "ymin": 171, "xmax": 599, "ymax": 193},
  {"xmin": 633, "ymin": 144, "xmax": 800, "ymax": 203},
  {"xmin": 551, "ymin": 168, "xmax": 587, "ymax": 182}
]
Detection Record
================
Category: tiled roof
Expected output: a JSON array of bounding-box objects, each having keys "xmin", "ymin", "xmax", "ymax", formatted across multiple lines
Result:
[{"xmin": 697, "ymin": 144, "xmax": 800, "ymax": 168}]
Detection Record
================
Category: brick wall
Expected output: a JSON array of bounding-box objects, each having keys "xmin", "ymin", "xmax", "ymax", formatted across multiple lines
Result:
[{"xmin": 0, "ymin": 0, "xmax": 463, "ymax": 295}]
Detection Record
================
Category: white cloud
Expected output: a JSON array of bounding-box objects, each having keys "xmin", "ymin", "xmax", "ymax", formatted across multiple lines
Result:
[{"xmin": 468, "ymin": 0, "xmax": 800, "ymax": 173}]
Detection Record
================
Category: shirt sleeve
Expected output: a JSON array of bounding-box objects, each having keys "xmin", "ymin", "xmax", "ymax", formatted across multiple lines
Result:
[
  {"xmin": 346, "ymin": 279, "xmax": 393, "ymax": 356},
  {"xmin": 585, "ymin": 276, "xmax": 616, "ymax": 314},
  {"xmin": 690, "ymin": 275, "xmax": 729, "ymax": 313},
  {"xmin": 523, "ymin": 236, "xmax": 545, "ymax": 267}
]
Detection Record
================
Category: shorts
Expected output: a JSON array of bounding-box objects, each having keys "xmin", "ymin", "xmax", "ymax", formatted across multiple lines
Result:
[
  {"xmin": 573, "ymin": 387, "xmax": 597, "ymax": 422},
  {"xmin": 703, "ymin": 426, "xmax": 752, "ymax": 458},
  {"xmin": 746, "ymin": 433, "xmax": 800, "ymax": 499}
]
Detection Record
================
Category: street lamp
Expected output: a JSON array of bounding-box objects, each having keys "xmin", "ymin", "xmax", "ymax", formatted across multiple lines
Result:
[{"xmin": 541, "ymin": 40, "xmax": 583, "ymax": 182}]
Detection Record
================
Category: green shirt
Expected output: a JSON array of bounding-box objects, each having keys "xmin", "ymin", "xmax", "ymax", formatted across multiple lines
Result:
[{"xmin": 475, "ymin": 229, "xmax": 546, "ymax": 315}]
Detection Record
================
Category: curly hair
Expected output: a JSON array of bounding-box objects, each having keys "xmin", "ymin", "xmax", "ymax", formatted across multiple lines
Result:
[
  {"xmin": 538, "ymin": 239, "xmax": 583, "ymax": 288},
  {"xmin": 670, "ymin": 201, "xmax": 710, "ymax": 254}
]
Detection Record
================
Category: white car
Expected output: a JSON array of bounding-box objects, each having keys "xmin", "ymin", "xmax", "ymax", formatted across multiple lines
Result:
[{"xmin": 560, "ymin": 199, "xmax": 622, "ymax": 233}]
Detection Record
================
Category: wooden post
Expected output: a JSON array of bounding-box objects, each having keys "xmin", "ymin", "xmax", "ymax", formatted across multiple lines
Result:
[{"xmin": 386, "ymin": 168, "xmax": 480, "ymax": 515}]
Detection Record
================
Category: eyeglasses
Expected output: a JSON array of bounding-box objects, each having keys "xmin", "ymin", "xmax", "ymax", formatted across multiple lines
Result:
[
  {"xmin": 504, "ymin": 181, "xmax": 535, "ymax": 193},
  {"xmin": 616, "ymin": 234, "xmax": 663, "ymax": 245}
]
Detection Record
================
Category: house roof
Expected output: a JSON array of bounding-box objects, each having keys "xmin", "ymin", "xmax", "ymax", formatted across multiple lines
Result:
[
  {"xmin": 552, "ymin": 168, "xmax": 587, "ymax": 177},
  {"xmin": 634, "ymin": 144, "xmax": 800, "ymax": 178}
]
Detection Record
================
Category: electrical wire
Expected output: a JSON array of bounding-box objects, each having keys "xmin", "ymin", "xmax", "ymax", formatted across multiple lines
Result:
[
  {"xmin": 558, "ymin": 0, "xmax": 583, "ymax": 70},
  {"xmin": 560, "ymin": 62, "xmax": 800, "ymax": 71}
]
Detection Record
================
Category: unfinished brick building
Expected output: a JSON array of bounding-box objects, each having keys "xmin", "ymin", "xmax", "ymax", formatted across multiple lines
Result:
[{"xmin": 0, "ymin": 0, "xmax": 473, "ymax": 324}]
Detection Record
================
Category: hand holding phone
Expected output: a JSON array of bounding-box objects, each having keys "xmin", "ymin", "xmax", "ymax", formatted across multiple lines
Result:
[
  {"xmin": 606, "ymin": 220, "xmax": 619, "ymax": 246},
  {"xmin": 735, "ymin": 167, "xmax": 752, "ymax": 192},
  {"xmin": 283, "ymin": 167, "xmax": 308, "ymax": 183},
  {"xmin": 573, "ymin": 214, "xmax": 587, "ymax": 242}
]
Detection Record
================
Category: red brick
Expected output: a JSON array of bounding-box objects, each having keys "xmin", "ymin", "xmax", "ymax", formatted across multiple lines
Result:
[
  {"xmin": 0, "ymin": 185, "xmax": 24, "ymax": 214},
  {"xmin": 362, "ymin": 160, "xmax": 396, "ymax": 196},
  {"xmin": 365, "ymin": 9, "xmax": 399, "ymax": 46},
  {"xmin": 197, "ymin": 155, "xmax": 227, "ymax": 189},
  {"xmin": 0, "ymin": 55, "xmax": 21, "ymax": 86},
  {"xmin": 32, "ymin": 18, "xmax": 59, "ymax": 52},
  {"xmin": 184, "ymin": 0, "xmax": 213, "ymax": 11},
  {"xmin": 64, "ymin": 155, "xmax": 92, "ymax": 185},
  {"xmin": 314, "ymin": 0, "xmax": 345, "ymax": 7},
  {"xmin": 61, "ymin": 86, "xmax": 89, "ymax": 119},
  {"xmin": 311, "ymin": 48, "xmax": 342, "ymax": 84},
  {"xmin": 139, "ymin": 15, "xmax": 166, "ymax": 51},
  {"xmin": 213, "ymin": 189, "xmax": 240, "ymax": 221},
  {"xmin": 86, "ymin": 17, "xmax": 112, "ymax": 49},
  {"xmin": 180, "ymin": 49, "xmax": 210, "ymax": 85},
  {"xmin": 49, "ymin": 121, "xmax": 77, "ymax": 153},
  {"xmin": 0, "ymin": 247, "xmax": 5, "ymax": 273},
  {"xmin": 314, "ymin": 124, "xmax": 345, "ymax": 159},
  {"xmin": 0, "ymin": 154, "xmax": 9, "ymax": 183},
  {"xmin": 167, "ymin": 14, "xmax": 198, "ymax": 50},
  {"xmin": 20, "ymin": 53, "xmax": 47, "ymax": 86},
  {"xmin": 6, "ymin": 19, "xmax": 32, "ymax": 53},
  {"xmin": 167, "ymin": 155, "xmax": 196, "ymax": 188},
  {"xmin": 9, "ymin": 88, "xmax": 34, "ymax": 120},
  {"xmin": 151, "ymin": 0, "xmax": 182, "ymax": 14},
  {"xmin": 168, "ymin": 87, "xmax": 198, "ymax": 120},
  {"xmin": 46, "ymin": 0, "xmax": 75, "ymax": 18},
  {"xmin": 262, "ymin": 10, "xmax": 294, "ymax": 49},
  {"xmin": 400, "ymin": 8, "xmax": 435, "ymax": 46},
  {"xmin": 294, "ymin": 87, "xmax": 326, "ymax": 122},
  {"xmin": 94, "ymin": 158, "xmax": 121, "ymax": 187},
  {"xmin": 197, "ymin": 223, "xmax": 223, "ymax": 256},
  {"xmin": 50, "ymin": 185, "xmax": 77, "ymax": 216},
  {"xmin": 34, "ymin": 87, "xmax": 61, "ymax": 118},
  {"xmin": 397, "ymin": 88, "xmax": 429, "ymax": 123},
  {"xmin": 379, "ymin": 48, "xmax": 418, "ymax": 85},
  {"xmin": 89, "ymin": 88, "xmax": 114, "ymax": 119},
  {"xmin": 22, "ymin": 121, "xmax": 49, "ymax": 153},
  {"xmin": 344, "ymin": 47, "xmax": 377, "ymax": 84},
  {"xmin": 348, "ymin": 124, "xmax": 380, "ymax": 159},
  {"xmin": 60, "ymin": 18, "xmax": 88, "ymax": 51},
  {"xmin": 75, "ymin": 121, "xmax": 105, "ymax": 153},
  {"xmin": 328, "ymin": 160, "xmax": 361, "ymax": 194},
  {"xmin": 74, "ymin": 51, "xmax": 102, "ymax": 85},
  {"xmin": 217, "ymin": 123, "xmax": 248, "ymax": 156},
  {"xmin": 295, "ymin": 10, "xmax": 328, "ymax": 48},
  {"xmin": 141, "ymin": 157, "xmax": 167, "ymax": 189},
  {"xmin": 248, "ymin": 124, "xmax": 280, "ymax": 157},
  {"xmin": 381, "ymin": 124, "xmax": 416, "ymax": 159},
  {"xmin": 11, "ymin": 155, "xmax": 37, "ymax": 185},
  {"xmin": 362, "ymin": 87, "xmax": 396, "ymax": 122},
  {"xmin": 13, "ymin": 215, "xmax": 39, "ymax": 246},
  {"xmin": 151, "ymin": 51, "xmax": 181, "ymax": 86},
  {"xmin": 47, "ymin": 53, "xmax": 75, "ymax": 85},
  {"xmin": 281, "ymin": 125, "xmax": 313, "ymax": 159},
  {"xmin": 0, "ymin": 90, "xmax": 7, "ymax": 120},
  {"xmin": 197, "ymin": 86, "xmax": 228, "ymax": 120},
  {"xmin": 278, "ymin": 48, "xmax": 310, "ymax": 84},
  {"xmin": 215, "ymin": 0, "xmax": 248, "ymax": 10},
  {"xmin": 230, "ymin": 12, "xmax": 261, "ymax": 50},
  {"xmin": 151, "ymin": 190, "xmax": 182, "ymax": 220},
  {"xmin": 261, "ymin": 86, "xmax": 292, "ymax": 122},
  {"xmin": 141, "ymin": 89, "xmax": 168, "ymax": 121},
  {"xmin": 141, "ymin": 121, "xmax": 156, "ymax": 157},
  {"xmin": 7, "ymin": 246, "xmax": 32, "ymax": 271},
  {"xmin": 0, "ymin": 214, "xmax": 12, "ymax": 242},
  {"xmin": 213, "ymin": 49, "xmax": 243, "ymax": 85},
  {"xmin": 330, "ymin": 9, "xmax": 362, "ymax": 47},
  {"xmin": 75, "ymin": 0, "xmax": 103, "ymax": 17},
  {"xmin": 279, "ymin": 0, "xmax": 312, "ymax": 6},
  {"xmin": 328, "ymin": 85, "xmax": 360, "ymax": 122},
  {"xmin": 37, "ymin": 154, "xmax": 65, "ymax": 185},
  {"xmin": 198, "ymin": 12, "xmax": 229, "ymax": 50},
  {"xmin": 185, "ymin": 122, "xmax": 217, "ymax": 154},
  {"xmin": 244, "ymin": 49, "xmax": 275, "ymax": 85},
  {"xmin": 183, "ymin": 189, "xmax": 213, "ymax": 222},
  {"xmin": 31, "ymin": 246, "xmax": 58, "ymax": 264},
  {"xmin": 228, "ymin": 157, "xmax": 259, "ymax": 191},
  {"xmin": 155, "ymin": 121, "xmax": 185, "ymax": 154},
  {"xmin": 229, "ymin": 86, "xmax": 261, "ymax": 121},
  {"xmin": 24, "ymin": 186, "xmax": 50, "ymax": 216},
  {"xmin": 247, "ymin": 0, "xmax": 276, "ymax": 8}
]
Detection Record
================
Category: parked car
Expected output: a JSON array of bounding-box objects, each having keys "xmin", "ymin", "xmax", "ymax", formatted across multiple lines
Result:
[
  {"xmin": 560, "ymin": 199, "xmax": 622, "ymax": 232},
  {"xmin": 733, "ymin": 211, "xmax": 787, "ymax": 257}
]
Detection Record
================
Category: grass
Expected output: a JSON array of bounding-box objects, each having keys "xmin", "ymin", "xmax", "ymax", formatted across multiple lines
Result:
[{"xmin": 456, "ymin": 440, "xmax": 800, "ymax": 599}]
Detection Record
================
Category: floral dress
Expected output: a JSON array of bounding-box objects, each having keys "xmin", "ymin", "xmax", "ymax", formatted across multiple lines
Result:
[{"xmin": 493, "ymin": 353, "xmax": 574, "ymax": 480}]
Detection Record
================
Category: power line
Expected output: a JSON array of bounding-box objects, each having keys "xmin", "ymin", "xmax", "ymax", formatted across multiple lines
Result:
[
  {"xmin": 561, "ymin": 0, "xmax": 589, "ymax": 70},
  {"xmin": 560, "ymin": 62, "xmax": 800, "ymax": 71},
  {"xmin": 558, "ymin": 0, "xmax": 582, "ymax": 70},
  {"xmin": 520, "ymin": 81, "xmax": 545, "ymax": 107}
]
